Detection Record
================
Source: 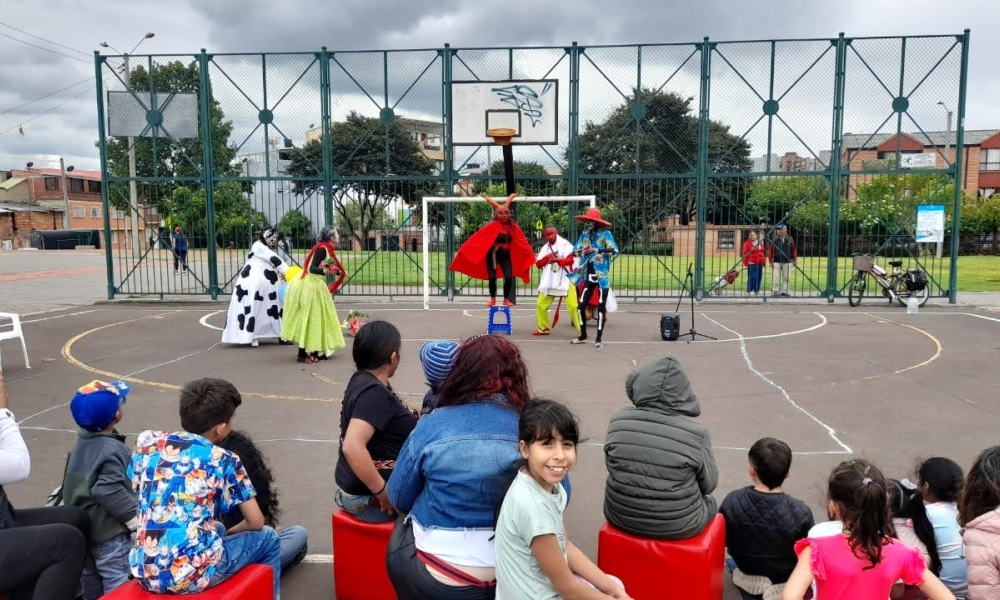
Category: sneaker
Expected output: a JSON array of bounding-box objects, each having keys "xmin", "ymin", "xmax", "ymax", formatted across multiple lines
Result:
[
  {"xmin": 251, "ymin": 340, "xmax": 259, "ymax": 348},
  {"xmin": 595, "ymin": 341, "xmax": 604, "ymax": 349},
  {"xmin": 532, "ymin": 329, "xmax": 550, "ymax": 336},
  {"xmin": 486, "ymin": 298, "xmax": 496, "ymax": 307},
  {"xmin": 502, "ymin": 299, "xmax": 515, "ymax": 307},
  {"xmin": 174, "ymin": 270, "xmax": 179, "ymax": 274},
  {"xmin": 571, "ymin": 337, "xmax": 587, "ymax": 344}
]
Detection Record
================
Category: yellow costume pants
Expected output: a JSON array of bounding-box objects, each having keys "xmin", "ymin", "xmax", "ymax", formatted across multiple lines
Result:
[{"xmin": 536, "ymin": 285, "xmax": 580, "ymax": 334}]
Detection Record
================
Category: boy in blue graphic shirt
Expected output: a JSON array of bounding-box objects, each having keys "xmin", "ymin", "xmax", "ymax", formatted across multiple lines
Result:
[
  {"xmin": 571, "ymin": 207, "xmax": 618, "ymax": 349},
  {"xmin": 129, "ymin": 378, "xmax": 281, "ymax": 599}
]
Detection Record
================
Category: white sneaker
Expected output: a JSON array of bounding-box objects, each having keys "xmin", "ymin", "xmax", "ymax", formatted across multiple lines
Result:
[
  {"xmin": 571, "ymin": 338, "xmax": 587, "ymax": 344},
  {"xmin": 251, "ymin": 340, "xmax": 259, "ymax": 347},
  {"xmin": 595, "ymin": 341, "xmax": 604, "ymax": 348}
]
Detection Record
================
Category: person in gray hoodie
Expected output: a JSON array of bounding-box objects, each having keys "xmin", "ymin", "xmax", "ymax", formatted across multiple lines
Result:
[
  {"xmin": 62, "ymin": 379, "xmax": 138, "ymax": 600},
  {"xmin": 603, "ymin": 355, "xmax": 719, "ymax": 540}
]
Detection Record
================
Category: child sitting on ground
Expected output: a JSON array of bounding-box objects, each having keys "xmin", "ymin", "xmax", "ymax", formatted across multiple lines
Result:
[
  {"xmin": 781, "ymin": 459, "xmax": 955, "ymax": 600},
  {"xmin": 720, "ymin": 437, "xmax": 814, "ymax": 600},
  {"xmin": 418, "ymin": 339, "xmax": 459, "ymax": 414},
  {"xmin": 219, "ymin": 430, "xmax": 308, "ymax": 572},
  {"xmin": 62, "ymin": 380, "xmax": 138, "ymax": 599},
  {"xmin": 128, "ymin": 378, "xmax": 282, "ymax": 599},
  {"xmin": 910, "ymin": 457, "xmax": 968, "ymax": 598},
  {"xmin": 958, "ymin": 445, "xmax": 1000, "ymax": 600},
  {"xmin": 495, "ymin": 398, "xmax": 632, "ymax": 599}
]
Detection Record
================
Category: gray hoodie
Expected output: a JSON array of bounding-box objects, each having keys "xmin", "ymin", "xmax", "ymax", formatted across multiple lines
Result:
[
  {"xmin": 603, "ymin": 355, "xmax": 719, "ymax": 539},
  {"xmin": 62, "ymin": 429, "xmax": 137, "ymax": 544}
]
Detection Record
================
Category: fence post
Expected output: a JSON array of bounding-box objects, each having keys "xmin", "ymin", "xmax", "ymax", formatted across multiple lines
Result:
[
  {"xmin": 567, "ymin": 42, "xmax": 581, "ymax": 239},
  {"xmin": 441, "ymin": 44, "xmax": 456, "ymax": 300},
  {"xmin": 826, "ymin": 33, "xmax": 848, "ymax": 302},
  {"xmin": 694, "ymin": 37, "xmax": 713, "ymax": 297},
  {"xmin": 198, "ymin": 49, "xmax": 219, "ymax": 300},
  {"xmin": 94, "ymin": 52, "xmax": 116, "ymax": 300},
  {"xmin": 948, "ymin": 29, "xmax": 971, "ymax": 305},
  {"xmin": 320, "ymin": 47, "xmax": 334, "ymax": 229}
]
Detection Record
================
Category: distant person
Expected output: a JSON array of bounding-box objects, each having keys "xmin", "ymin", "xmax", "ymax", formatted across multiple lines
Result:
[
  {"xmin": 604, "ymin": 355, "xmax": 719, "ymax": 540},
  {"xmin": 720, "ymin": 437, "xmax": 814, "ymax": 600},
  {"xmin": 768, "ymin": 224, "xmax": 795, "ymax": 297},
  {"xmin": 742, "ymin": 231, "xmax": 765, "ymax": 295},
  {"xmin": 418, "ymin": 339, "xmax": 459, "ymax": 415},
  {"xmin": 171, "ymin": 225, "xmax": 189, "ymax": 274},
  {"xmin": 959, "ymin": 446, "xmax": 1000, "ymax": 600}
]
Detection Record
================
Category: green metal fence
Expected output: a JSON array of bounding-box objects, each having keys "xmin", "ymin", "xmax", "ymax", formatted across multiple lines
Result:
[{"xmin": 95, "ymin": 31, "xmax": 970, "ymax": 302}]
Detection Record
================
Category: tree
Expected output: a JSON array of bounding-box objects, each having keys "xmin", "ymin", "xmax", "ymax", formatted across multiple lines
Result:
[
  {"xmin": 284, "ymin": 112, "xmax": 436, "ymax": 249},
  {"xmin": 167, "ymin": 182, "xmax": 265, "ymax": 248},
  {"xmin": 277, "ymin": 209, "xmax": 314, "ymax": 249},
  {"xmin": 746, "ymin": 176, "xmax": 830, "ymax": 231},
  {"xmin": 470, "ymin": 160, "xmax": 563, "ymax": 198},
  {"xmin": 573, "ymin": 88, "xmax": 752, "ymax": 234},
  {"xmin": 103, "ymin": 60, "xmax": 240, "ymax": 215}
]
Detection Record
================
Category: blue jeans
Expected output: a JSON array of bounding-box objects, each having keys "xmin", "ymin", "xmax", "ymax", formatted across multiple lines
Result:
[
  {"xmin": 278, "ymin": 526, "xmax": 308, "ymax": 571},
  {"xmin": 726, "ymin": 558, "xmax": 763, "ymax": 600},
  {"xmin": 209, "ymin": 526, "xmax": 281, "ymax": 600},
  {"xmin": 335, "ymin": 488, "xmax": 395, "ymax": 523},
  {"xmin": 81, "ymin": 532, "xmax": 131, "ymax": 600},
  {"xmin": 747, "ymin": 264, "xmax": 763, "ymax": 293}
]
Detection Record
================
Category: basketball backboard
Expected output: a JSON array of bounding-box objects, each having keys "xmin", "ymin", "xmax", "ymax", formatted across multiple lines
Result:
[{"xmin": 450, "ymin": 79, "xmax": 558, "ymax": 145}]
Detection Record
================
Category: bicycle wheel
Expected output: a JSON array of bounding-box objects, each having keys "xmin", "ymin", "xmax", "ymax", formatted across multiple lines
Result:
[
  {"xmin": 848, "ymin": 272, "xmax": 867, "ymax": 307},
  {"xmin": 893, "ymin": 277, "xmax": 931, "ymax": 307}
]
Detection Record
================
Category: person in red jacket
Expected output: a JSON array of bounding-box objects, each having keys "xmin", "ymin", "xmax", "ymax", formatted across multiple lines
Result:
[
  {"xmin": 450, "ymin": 193, "xmax": 535, "ymax": 306},
  {"xmin": 742, "ymin": 231, "xmax": 765, "ymax": 295}
]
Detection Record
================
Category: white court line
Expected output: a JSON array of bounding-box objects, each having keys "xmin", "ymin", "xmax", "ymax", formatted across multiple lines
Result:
[
  {"xmin": 22, "ymin": 310, "xmax": 98, "ymax": 324},
  {"xmin": 962, "ymin": 312, "xmax": 1000, "ymax": 324},
  {"xmin": 303, "ymin": 554, "xmax": 333, "ymax": 564},
  {"xmin": 199, "ymin": 310, "xmax": 224, "ymax": 331},
  {"xmin": 703, "ymin": 313, "xmax": 852, "ymax": 455},
  {"xmin": 124, "ymin": 343, "xmax": 221, "ymax": 378}
]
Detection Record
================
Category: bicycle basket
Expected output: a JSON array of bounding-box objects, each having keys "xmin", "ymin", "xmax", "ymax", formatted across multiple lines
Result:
[{"xmin": 852, "ymin": 254, "xmax": 874, "ymax": 271}]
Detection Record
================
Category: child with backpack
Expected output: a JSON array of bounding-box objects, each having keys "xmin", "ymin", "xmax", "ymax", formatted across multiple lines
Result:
[{"xmin": 781, "ymin": 459, "xmax": 955, "ymax": 600}]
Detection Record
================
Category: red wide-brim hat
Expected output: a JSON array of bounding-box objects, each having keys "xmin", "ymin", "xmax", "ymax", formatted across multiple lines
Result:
[{"xmin": 573, "ymin": 207, "xmax": 611, "ymax": 227}]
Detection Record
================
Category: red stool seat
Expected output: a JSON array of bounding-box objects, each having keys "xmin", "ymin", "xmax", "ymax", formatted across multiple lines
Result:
[
  {"xmin": 598, "ymin": 513, "xmax": 726, "ymax": 600},
  {"xmin": 101, "ymin": 564, "xmax": 273, "ymax": 599},
  {"xmin": 331, "ymin": 510, "xmax": 396, "ymax": 600}
]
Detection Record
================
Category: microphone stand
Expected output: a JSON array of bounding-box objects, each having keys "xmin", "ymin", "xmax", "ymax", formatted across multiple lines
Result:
[{"xmin": 675, "ymin": 263, "xmax": 716, "ymax": 342}]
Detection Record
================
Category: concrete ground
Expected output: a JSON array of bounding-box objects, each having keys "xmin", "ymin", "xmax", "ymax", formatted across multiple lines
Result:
[{"xmin": 2, "ymin": 249, "xmax": 1000, "ymax": 599}]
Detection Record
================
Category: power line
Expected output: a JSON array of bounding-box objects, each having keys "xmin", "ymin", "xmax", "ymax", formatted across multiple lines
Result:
[
  {"xmin": 0, "ymin": 77, "xmax": 94, "ymax": 117},
  {"xmin": 0, "ymin": 86, "xmax": 95, "ymax": 136},
  {"xmin": 0, "ymin": 20, "xmax": 90, "ymax": 57},
  {"xmin": 0, "ymin": 30, "xmax": 89, "ymax": 64}
]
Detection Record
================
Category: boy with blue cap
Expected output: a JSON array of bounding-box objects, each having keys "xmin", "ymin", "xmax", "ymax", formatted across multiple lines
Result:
[
  {"xmin": 62, "ymin": 379, "xmax": 137, "ymax": 599},
  {"xmin": 418, "ymin": 339, "xmax": 459, "ymax": 415}
]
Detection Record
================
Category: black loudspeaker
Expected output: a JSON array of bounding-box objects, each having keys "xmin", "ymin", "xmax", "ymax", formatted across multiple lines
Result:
[{"xmin": 660, "ymin": 313, "xmax": 680, "ymax": 341}]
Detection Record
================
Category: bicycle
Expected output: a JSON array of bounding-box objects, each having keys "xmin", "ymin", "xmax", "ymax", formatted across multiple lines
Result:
[{"xmin": 846, "ymin": 254, "xmax": 930, "ymax": 308}]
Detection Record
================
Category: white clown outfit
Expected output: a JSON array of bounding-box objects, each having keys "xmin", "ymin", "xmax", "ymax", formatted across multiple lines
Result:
[
  {"xmin": 533, "ymin": 232, "xmax": 581, "ymax": 336},
  {"xmin": 222, "ymin": 230, "xmax": 289, "ymax": 346}
]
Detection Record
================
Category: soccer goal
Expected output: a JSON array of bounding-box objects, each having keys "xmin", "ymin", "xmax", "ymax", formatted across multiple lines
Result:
[{"xmin": 421, "ymin": 195, "xmax": 597, "ymax": 310}]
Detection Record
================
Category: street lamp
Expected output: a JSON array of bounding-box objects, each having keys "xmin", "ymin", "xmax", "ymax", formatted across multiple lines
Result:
[{"xmin": 100, "ymin": 32, "xmax": 156, "ymax": 254}]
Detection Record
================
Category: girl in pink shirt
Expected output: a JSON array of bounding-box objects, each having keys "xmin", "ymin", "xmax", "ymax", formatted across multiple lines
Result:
[{"xmin": 782, "ymin": 459, "xmax": 956, "ymax": 600}]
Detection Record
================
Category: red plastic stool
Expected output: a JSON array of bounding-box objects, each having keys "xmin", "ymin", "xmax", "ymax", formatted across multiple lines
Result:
[
  {"xmin": 598, "ymin": 513, "xmax": 726, "ymax": 600},
  {"xmin": 331, "ymin": 510, "xmax": 397, "ymax": 600},
  {"xmin": 101, "ymin": 564, "xmax": 273, "ymax": 599}
]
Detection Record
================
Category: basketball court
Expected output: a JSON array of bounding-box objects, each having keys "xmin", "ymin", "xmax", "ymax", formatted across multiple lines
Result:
[{"xmin": 3, "ymin": 299, "xmax": 999, "ymax": 598}]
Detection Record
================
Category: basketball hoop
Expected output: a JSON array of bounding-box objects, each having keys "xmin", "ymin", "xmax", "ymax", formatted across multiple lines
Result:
[{"xmin": 487, "ymin": 127, "xmax": 517, "ymax": 146}]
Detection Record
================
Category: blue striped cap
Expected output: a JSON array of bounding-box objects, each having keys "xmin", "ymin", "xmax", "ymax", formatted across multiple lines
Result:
[{"xmin": 419, "ymin": 340, "xmax": 459, "ymax": 387}]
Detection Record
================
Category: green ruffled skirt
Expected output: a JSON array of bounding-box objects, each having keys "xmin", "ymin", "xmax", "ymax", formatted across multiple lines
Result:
[{"xmin": 282, "ymin": 274, "xmax": 345, "ymax": 355}]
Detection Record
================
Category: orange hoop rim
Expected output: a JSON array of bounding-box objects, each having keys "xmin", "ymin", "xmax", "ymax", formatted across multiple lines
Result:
[{"xmin": 486, "ymin": 127, "xmax": 517, "ymax": 146}]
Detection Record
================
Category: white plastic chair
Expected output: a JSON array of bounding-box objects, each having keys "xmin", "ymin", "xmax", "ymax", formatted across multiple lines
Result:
[{"xmin": 0, "ymin": 312, "xmax": 30, "ymax": 370}]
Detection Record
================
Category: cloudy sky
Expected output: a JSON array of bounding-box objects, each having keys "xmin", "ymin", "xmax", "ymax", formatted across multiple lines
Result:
[{"xmin": 0, "ymin": 0, "xmax": 997, "ymax": 173}]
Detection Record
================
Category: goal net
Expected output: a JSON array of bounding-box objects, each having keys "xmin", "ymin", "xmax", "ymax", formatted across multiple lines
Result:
[{"xmin": 421, "ymin": 196, "xmax": 597, "ymax": 310}]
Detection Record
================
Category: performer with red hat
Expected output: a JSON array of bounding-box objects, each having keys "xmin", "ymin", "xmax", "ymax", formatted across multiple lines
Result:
[
  {"xmin": 571, "ymin": 207, "xmax": 618, "ymax": 348},
  {"xmin": 450, "ymin": 193, "xmax": 536, "ymax": 306}
]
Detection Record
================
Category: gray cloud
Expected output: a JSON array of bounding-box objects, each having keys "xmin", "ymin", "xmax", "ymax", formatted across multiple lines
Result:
[{"xmin": 0, "ymin": 0, "xmax": 996, "ymax": 173}]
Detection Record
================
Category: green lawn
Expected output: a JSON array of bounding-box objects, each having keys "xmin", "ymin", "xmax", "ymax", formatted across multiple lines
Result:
[{"xmin": 294, "ymin": 251, "xmax": 1000, "ymax": 293}]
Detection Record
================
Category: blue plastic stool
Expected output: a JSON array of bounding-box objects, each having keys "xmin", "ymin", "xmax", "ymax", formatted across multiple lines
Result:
[{"xmin": 487, "ymin": 305, "xmax": 513, "ymax": 336}]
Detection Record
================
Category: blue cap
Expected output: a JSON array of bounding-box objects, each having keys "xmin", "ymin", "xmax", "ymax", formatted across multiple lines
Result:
[
  {"xmin": 776, "ymin": 223, "xmax": 787, "ymax": 230},
  {"xmin": 419, "ymin": 340, "xmax": 459, "ymax": 387},
  {"xmin": 70, "ymin": 380, "xmax": 131, "ymax": 431}
]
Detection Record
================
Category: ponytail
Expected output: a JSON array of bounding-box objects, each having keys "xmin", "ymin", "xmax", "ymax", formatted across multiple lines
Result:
[
  {"xmin": 907, "ymin": 491, "xmax": 943, "ymax": 575},
  {"xmin": 828, "ymin": 460, "xmax": 893, "ymax": 570}
]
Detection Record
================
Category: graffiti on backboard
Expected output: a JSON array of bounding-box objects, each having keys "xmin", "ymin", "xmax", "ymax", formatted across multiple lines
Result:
[{"xmin": 490, "ymin": 82, "xmax": 554, "ymax": 128}]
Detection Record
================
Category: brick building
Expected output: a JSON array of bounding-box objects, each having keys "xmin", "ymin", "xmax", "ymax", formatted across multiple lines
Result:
[
  {"xmin": 842, "ymin": 129, "xmax": 1000, "ymax": 198},
  {"xmin": 0, "ymin": 166, "xmax": 157, "ymax": 250}
]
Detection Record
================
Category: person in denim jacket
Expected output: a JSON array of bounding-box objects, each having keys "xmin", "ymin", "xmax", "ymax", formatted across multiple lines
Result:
[{"xmin": 386, "ymin": 335, "xmax": 532, "ymax": 600}]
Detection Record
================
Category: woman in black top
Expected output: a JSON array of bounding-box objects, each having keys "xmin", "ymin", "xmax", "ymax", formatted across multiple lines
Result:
[{"xmin": 335, "ymin": 320, "xmax": 418, "ymax": 522}]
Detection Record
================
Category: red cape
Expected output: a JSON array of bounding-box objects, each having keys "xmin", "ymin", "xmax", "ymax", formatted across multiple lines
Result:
[{"xmin": 450, "ymin": 220, "xmax": 535, "ymax": 283}]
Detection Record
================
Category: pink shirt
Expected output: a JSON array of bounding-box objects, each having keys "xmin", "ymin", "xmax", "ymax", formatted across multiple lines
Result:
[{"xmin": 794, "ymin": 535, "xmax": 925, "ymax": 600}]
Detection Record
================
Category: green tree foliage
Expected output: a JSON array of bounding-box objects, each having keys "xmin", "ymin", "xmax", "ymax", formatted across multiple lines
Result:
[
  {"xmin": 746, "ymin": 176, "xmax": 830, "ymax": 230},
  {"xmin": 277, "ymin": 209, "xmax": 313, "ymax": 248},
  {"xmin": 167, "ymin": 183, "xmax": 265, "ymax": 248},
  {"xmin": 284, "ymin": 112, "xmax": 437, "ymax": 248},
  {"xmin": 573, "ymin": 89, "xmax": 752, "ymax": 231},
  {"xmin": 103, "ymin": 60, "xmax": 239, "ymax": 215},
  {"xmin": 470, "ymin": 161, "xmax": 563, "ymax": 197}
]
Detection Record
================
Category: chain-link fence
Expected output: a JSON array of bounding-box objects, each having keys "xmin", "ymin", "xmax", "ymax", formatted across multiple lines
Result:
[{"xmin": 94, "ymin": 32, "xmax": 971, "ymax": 302}]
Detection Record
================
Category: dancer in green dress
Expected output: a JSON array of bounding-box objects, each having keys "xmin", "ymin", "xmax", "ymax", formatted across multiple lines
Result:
[{"xmin": 282, "ymin": 226, "xmax": 346, "ymax": 363}]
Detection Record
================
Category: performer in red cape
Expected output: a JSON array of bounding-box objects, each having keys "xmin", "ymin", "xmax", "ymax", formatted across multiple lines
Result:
[{"xmin": 450, "ymin": 193, "xmax": 535, "ymax": 306}]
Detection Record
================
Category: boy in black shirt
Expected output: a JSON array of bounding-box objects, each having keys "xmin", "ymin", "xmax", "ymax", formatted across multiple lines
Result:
[{"xmin": 719, "ymin": 437, "xmax": 814, "ymax": 599}]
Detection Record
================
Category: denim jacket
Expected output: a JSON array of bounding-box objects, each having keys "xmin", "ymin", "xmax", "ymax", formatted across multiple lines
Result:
[{"xmin": 387, "ymin": 399, "xmax": 520, "ymax": 530}]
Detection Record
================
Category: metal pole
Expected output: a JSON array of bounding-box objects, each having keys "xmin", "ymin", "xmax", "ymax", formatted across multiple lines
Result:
[
  {"xmin": 826, "ymin": 33, "xmax": 848, "ymax": 301},
  {"xmin": 124, "ymin": 53, "xmax": 140, "ymax": 255},
  {"xmin": 937, "ymin": 108, "xmax": 952, "ymax": 259},
  {"xmin": 60, "ymin": 158, "xmax": 70, "ymax": 229},
  {"xmin": 94, "ymin": 51, "xmax": 117, "ymax": 299},
  {"xmin": 694, "ymin": 37, "xmax": 713, "ymax": 297},
  {"xmin": 948, "ymin": 29, "xmax": 971, "ymax": 305}
]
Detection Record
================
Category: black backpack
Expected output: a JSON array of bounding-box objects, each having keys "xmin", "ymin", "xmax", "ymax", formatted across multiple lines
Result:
[{"xmin": 905, "ymin": 269, "xmax": 927, "ymax": 292}]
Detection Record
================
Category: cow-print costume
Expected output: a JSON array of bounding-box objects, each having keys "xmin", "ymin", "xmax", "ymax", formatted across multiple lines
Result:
[{"xmin": 221, "ymin": 239, "xmax": 288, "ymax": 345}]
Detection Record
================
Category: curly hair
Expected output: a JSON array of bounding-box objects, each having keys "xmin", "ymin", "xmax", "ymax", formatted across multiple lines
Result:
[
  {"xmin": 436, "ymin": 335, "xmax": 531, "ymax": 411},
  {"xmin": 218, "ymin": 430, "xmax": 280, "ymax": 529}
]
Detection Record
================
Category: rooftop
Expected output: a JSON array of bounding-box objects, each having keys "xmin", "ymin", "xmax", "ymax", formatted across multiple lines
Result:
[{"xmin": 842, "ymin": 129, "xmax": 999, "ymax": 149}]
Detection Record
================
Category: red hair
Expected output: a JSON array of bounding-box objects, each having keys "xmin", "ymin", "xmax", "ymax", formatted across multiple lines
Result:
[{"xmin": 437, "ymin": 335, "xmax": 530, "ymax": 411}]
